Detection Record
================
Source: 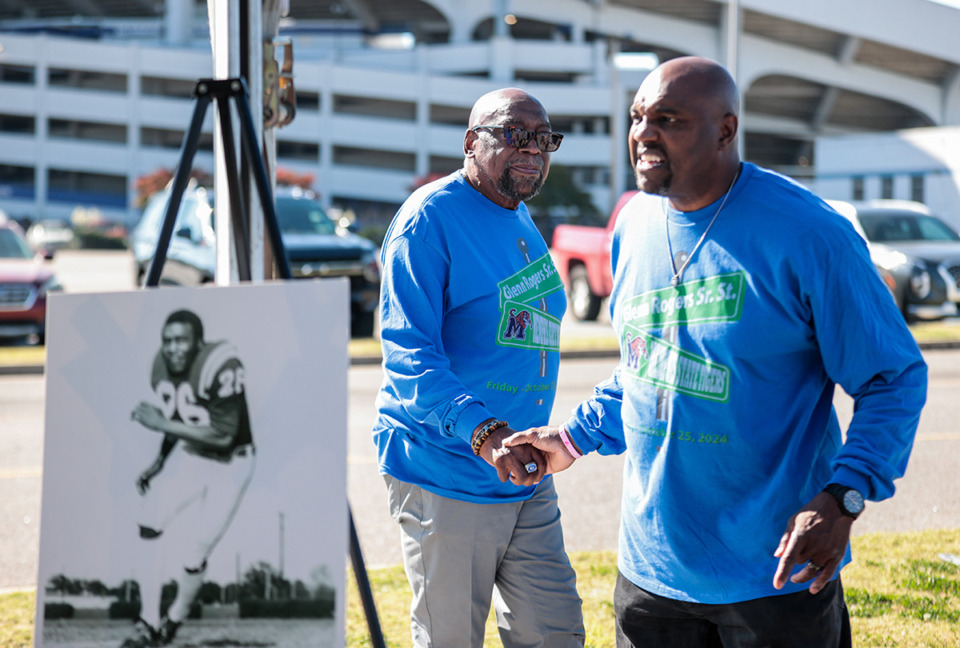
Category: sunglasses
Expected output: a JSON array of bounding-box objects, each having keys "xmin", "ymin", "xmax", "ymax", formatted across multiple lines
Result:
[{"xmin": 471, "ymin": 125, "xmax": 564, "ymax": 153}]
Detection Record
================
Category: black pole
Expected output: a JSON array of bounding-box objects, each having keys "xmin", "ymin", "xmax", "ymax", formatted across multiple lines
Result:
[
  {"xmin": 349, "ymin": 505, "xmax": 387, "ymax": 648},
  {"xmin": 144, "ymin": 93, "xmax": 211, "ymax": 288},
  {"xmin": 213, "ymin": 83, "xmax": 253, "ymax": 282}
]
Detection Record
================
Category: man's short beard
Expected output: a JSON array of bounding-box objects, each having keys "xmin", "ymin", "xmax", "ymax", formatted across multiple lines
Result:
[
  {"xmin": 498, "ymin": 166, "xmax": 544, "ymax": 203},
  {"xmin": 635, "ymin": 169, "xmax": 671, "ymax": 196}
]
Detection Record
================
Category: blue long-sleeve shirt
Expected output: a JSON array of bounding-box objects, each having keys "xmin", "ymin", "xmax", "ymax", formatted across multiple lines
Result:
[
  {"xmin": 374, "ymin": 171, "xmax": 567, "ymax": 502},
  {"xmin": 563, "ymin": 163, "xmax": 927, "ymax": 603}
]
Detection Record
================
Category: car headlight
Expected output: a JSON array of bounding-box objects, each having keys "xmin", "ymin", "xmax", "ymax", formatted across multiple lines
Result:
[
  {"xmin": 874, "ymin": 249, "xmax": 933, "ymax": 299},
  {"xmin": 908, "ymin": 266, "xmax": 932, "ymax": 299},
  {"xmin": 873, "ymin": 249, "xmax": 908, "ymax": 271}
]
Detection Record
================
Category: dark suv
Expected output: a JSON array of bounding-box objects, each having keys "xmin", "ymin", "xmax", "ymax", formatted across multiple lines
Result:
[{"xmin": 131, "ymin": 183, "xmax": 381, "ymax": 336}]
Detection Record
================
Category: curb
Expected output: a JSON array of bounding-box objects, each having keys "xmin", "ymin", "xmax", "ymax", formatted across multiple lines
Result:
[
  {"xmin": 916, "ymin": 339, "xmax": 960, "ymax": 350},
  {"xmin": 0, "ymin": 364, "xmax": 43, "ymax": 376},
  {"xmin": 4, "ymin": 340, "xmax": 957, "ymax": 376}
]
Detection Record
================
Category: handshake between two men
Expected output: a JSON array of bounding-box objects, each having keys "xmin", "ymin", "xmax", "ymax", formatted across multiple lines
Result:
[{"xmin": 474, "ymin": 424, "xmax": 579, "ymax": 488}]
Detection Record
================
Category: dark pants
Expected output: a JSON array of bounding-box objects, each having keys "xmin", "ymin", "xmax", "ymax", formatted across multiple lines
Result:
[{"xmin": 614, "ymin": 572, "xmax": 852, "ymax": 648}]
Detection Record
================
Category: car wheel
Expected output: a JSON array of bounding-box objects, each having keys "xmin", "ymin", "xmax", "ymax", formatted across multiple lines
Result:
[{"xmin": 569, "ymin": 265, "xmax": 602, "ymax": 321}]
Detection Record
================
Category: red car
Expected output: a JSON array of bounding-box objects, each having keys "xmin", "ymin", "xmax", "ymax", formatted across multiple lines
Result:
[
  {"xmin": 551, "ymin": 191, "xmax": 638, "ymax": 321},
  {"xmin": 0, "ymin": 219, "xmax": 63, "ymax": 344}
]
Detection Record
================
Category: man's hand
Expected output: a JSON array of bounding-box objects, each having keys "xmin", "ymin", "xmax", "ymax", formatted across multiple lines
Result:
[
  {"xmin": 136, "ymin": 463, "xmax": 161, "ymax": 495},
  {"xmin": 773, "ymin": 491, "xmax": 854, "ymax": 594},
  {"xmin": 477, "ymin": 425, "xmax": 546, "ymax": 486},
  {"xmin": 136, "ymin": 456, "xmax": 166, "ymax": 495},
  {"xmin": 131, "ymin": 402, "xmax": 166, "ymax": 433},
  {"xmin": 503, "ymin": 426, "xmax": 578, "ymax": 475}
]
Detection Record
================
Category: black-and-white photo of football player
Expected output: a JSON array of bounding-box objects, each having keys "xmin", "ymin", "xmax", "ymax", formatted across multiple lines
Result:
[{"xmin": 122, "ymin": 308, "xmax": 255, "ymax": 647}]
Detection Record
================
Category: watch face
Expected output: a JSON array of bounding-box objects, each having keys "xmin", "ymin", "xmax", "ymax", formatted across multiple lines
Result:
[{"xmin": 843, "ymin": 490, "xmax": 865, "ymax": 513}]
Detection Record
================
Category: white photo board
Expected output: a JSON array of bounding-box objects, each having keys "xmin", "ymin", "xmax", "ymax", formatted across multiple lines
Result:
[{"xmin": 35, "ymin": 280, "xmax": 350, "ymax": 648}]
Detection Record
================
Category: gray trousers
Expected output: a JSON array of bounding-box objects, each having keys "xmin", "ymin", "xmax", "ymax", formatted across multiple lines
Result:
[{"xmin": 384, "ymin": 475, "xmax": 585, "ymax": 648}]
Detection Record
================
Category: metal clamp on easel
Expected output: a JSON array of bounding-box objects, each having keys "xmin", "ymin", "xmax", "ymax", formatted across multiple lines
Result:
[{"xmin": 263, "ymin": 37, "xmax": 296, "ymax": 129}]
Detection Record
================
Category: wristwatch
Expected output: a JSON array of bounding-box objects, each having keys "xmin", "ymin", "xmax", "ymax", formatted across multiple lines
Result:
[{"xmin": 823, "ymin": 483, "xmax": 865, "ymax": 519}]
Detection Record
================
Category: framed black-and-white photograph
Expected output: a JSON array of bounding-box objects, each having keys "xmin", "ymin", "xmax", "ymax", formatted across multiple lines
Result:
[{"xmin": 35, "ymin": 280, "xmax": 350, "ymax": 648}]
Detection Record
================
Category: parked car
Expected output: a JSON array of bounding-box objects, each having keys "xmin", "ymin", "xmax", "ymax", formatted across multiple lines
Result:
[
  {"xmin": 131, "ymin": 183, "xmax": 217, "ymax": 286},
  {"xmin": 25, "ymin": 218, "xmax": 75, "ymax": 258},
  {"xmin": 130, "ymin": 182, "xmax": 381, "ymax": 336},
  {"xmin": 829, "ymin": 199, "xmax": 960, "ymax": 321},
  {"xmin": 0, "ymin": 219, "xmax": 63, "ymax": 344},
  {"xmin": 551, "ymin": 191, "xmax": 637, "ymax": 321}
]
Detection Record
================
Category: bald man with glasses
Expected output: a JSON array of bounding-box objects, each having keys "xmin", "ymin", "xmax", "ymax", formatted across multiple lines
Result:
[{"xmin": 373, "ymin": 88, "xmax": 584, "ymax": 648}]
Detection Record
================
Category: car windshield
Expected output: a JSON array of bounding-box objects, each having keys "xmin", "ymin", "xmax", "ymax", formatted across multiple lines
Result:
[
  {"xmin": 0, "ymin": 228, "xmax": 34, "ymax": 259},
  {"xmin": 859, "ymin": 212, "xmax": 960, "ymax": 243},
  {"xmin": 277, "ymin": 198, "xmax": 337, "ymax": 235}
]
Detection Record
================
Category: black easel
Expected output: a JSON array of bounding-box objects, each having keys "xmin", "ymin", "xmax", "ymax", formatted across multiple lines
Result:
[{"xmin": 144, "ymin": 77, "xmax": 386, "ymax": 648}]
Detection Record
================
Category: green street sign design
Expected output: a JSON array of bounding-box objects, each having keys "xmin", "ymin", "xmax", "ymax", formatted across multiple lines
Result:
[
  {"xmin": 497, "ymin": 252, "xmax": 565, "ymax": 310},
  {"xmin": 498, "ymin": 300, "xmax": 562, "ymax": 351},
  {"xmin": 620, "ymin": 324, "xmax": 730, "ymax": 402},
  {"xmin": 619, "ymin": 272, "xmax": 746, "ymax": 330}
]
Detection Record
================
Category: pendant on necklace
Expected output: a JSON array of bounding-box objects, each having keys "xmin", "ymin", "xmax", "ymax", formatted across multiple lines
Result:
[{"xmin": 671, "ymin": 251, "xmax": 688, "ymax": 288}]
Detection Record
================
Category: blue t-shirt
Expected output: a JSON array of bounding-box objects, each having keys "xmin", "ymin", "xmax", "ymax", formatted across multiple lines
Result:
[
  {"xmin": 564, "ymin": 163, "xmax": 927, "ymax": 603},
  {"xmin": 374, "ymin": 171, "xmax": 567, "ymax": 502}
]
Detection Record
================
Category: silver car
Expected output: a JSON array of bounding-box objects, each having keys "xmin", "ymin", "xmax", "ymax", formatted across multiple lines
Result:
[{"xmin": 830, "ymin": 199, "xmax": 960, "ymax": 321}]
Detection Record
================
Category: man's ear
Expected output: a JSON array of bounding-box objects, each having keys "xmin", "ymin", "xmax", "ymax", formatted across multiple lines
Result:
[
  {"xmin": 719, "ymin": 113, "xmax": 738, "ymax": 149},
  {"xmin": 464, "ymin": 130, "xmax": 478, "ymax": 158}
]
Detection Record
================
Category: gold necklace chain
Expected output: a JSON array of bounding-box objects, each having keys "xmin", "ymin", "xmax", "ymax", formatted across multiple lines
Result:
[{"xmin": 664, "ymin": 168, "xmax": 740, "ymax": 288}]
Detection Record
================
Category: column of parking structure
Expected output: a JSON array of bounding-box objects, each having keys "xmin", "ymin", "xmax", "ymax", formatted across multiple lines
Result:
[{"xmin": 143, "ymin": 77, "xmax": 386, "ymax": 648}]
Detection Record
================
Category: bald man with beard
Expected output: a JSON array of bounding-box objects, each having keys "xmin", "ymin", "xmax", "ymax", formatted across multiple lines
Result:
[
  {"xmin": 506, "ymin": 57, "xmax": 926, "ymax": 647},
  {"xmin": 373, "ymin": 89, "xmax": 584, "ymax": 647}
]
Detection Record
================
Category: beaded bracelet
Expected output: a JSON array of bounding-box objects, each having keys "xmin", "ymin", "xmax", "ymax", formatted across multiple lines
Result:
[
  {"xmin": 558, "ymin": 425, "xmax": 582, "ymax": 459},
  {"xmin": 472, "ymin": 419, "xmax": 508, "ymax": 456}
]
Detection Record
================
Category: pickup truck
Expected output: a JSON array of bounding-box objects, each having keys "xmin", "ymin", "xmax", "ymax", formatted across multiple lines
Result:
[{"xmin": 551, "ymin": 190, "xmax": 637, "ymax": 321}]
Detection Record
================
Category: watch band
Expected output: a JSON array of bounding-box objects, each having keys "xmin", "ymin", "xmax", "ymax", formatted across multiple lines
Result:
[{"xmin": 823, "ymin": 482, "xmax": 865, "ymax": 519}]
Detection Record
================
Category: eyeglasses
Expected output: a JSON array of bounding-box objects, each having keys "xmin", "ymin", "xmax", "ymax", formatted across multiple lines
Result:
[{"xmin": 471, "ymin": 125, "xmax": 564, "ymax": 153}]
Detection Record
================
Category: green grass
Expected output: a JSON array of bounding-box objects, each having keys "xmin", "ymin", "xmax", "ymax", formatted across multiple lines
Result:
[
  {"xmin": 8, "ymin": 529, "xmax": 957, "ymax": 648},
  {"xmin": 0, "ymin": 345, "xmax": 45, "ymax": 367},
  {"xmin": 841, "ymin": 529, "xmax": 960, "ymax": 646},
  {"xmin": 909, "ymin": 320, "xmax": 960, "ymax": 343},
  {"xmin": 0, "ymin": 591, "xmax": 33, "ymax": 648}
]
